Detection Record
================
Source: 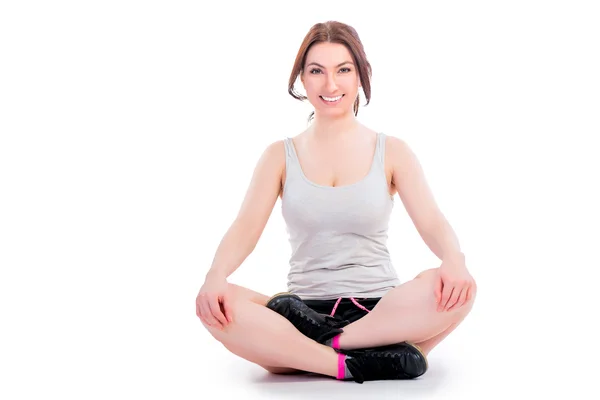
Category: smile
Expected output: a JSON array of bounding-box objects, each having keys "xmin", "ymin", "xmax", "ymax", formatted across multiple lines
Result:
[{"xmin": 320, "ymin": 94, "xmax": 344, "ymax": 104}]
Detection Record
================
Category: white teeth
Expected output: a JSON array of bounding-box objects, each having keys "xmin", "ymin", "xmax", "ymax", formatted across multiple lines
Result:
[{"xmin": 321, "ymin": 95, "xmax": 343, "ymax": 102}]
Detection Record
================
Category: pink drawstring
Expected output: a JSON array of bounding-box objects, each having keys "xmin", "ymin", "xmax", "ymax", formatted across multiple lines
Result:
[
  {"xmin": 350, "ymin": 297, "xmax": 371, "ymax": 313},
  {"xmin": 330, "ymin": 298, "xmax": 342, "ymax": 316},
  {"xmin": 330, "ymin": 297, "xmax": 371, "ymax": 317}
]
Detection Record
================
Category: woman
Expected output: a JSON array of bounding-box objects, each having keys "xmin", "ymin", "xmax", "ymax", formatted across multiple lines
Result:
[{"xmin": 196, "ymin": 20, "xmax": 477, "ymax": 384}]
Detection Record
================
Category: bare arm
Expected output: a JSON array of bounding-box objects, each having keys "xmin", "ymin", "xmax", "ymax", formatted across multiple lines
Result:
[
  {"xmin": 205, "ymin": 140, "xmax": 285, "ymax": 280},
  {"xmin": 389, "ymin": 136, "xmax": 463, "ymax": 262}
]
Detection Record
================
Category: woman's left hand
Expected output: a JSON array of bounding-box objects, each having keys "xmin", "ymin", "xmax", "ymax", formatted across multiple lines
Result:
[{"xmin": 435, "ymin": 254, "xmax": 476, "ymax": 312}]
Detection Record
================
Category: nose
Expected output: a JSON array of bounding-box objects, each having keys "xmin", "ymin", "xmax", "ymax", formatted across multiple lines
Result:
[{"xmin": 325, "ymin": 72, "xmax": 338, "ymax": 93}]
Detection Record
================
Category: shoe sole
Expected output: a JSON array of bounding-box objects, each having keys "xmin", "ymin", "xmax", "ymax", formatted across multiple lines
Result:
[
  {"xmin": 404, "ymin": 341, "xmax": 429, "ymax": 375},
  {"xmin": 266, "ymin": 292, "xmax": 300, "ymax": 308}
]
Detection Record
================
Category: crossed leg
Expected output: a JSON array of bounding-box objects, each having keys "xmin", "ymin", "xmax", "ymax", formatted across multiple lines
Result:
[
  {"xmin": 202, "ymin": 267, "xmax": 475, "ymax": 375},
  {"xmin": 336, "ymin": 268, "xmax": 477, "ymax": 355},
  {"xmin": 202, "ymin": 284, "xmax": 312, "ymax": 375}
]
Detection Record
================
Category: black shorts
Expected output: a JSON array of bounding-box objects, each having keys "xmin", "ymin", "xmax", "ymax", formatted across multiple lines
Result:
[{"xmin": 302, "ymin": 297, "xmax": 381, "ymax": 326}]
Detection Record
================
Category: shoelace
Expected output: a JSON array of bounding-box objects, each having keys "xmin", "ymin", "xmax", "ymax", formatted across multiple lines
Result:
[{"xmin": 330, "ymin": 297, "xmax": 371, "ymax": 317}]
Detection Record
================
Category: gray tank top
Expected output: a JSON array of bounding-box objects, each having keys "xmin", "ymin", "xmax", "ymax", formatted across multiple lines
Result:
[{"xmin": 281, "ymin": 132, "xmax": 401, "ymax": 300}]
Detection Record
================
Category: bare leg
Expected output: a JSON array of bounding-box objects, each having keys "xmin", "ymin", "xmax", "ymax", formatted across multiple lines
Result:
[
  {"xmin": 413, "ymin": 314, "xmax": 469, "ymax": 356},
  {"xmin": 337, "ymin": 268, "xmax": 476, "ymax": 352},
  {"xmin": 201, "ymin": 284, "xmax": 339, "ymax": 376}
]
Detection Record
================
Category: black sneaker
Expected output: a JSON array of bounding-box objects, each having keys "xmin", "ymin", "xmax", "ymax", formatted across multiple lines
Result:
[
  {"xmin": 339, "ymin": 342, "xmax": 428, "ymax": 383},
  {"xmin": 266, "ymin": 292, "xmax": 345, "ymax": 344}
]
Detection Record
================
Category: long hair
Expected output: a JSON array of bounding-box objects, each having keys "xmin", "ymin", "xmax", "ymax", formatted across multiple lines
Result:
[{"xmin": 288, "ymin": 21, "xmax": 373, "ymax": 123}]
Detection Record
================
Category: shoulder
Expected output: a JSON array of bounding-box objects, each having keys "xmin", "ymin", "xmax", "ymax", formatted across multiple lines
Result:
[
  {"xmin": 256, "ymin": 133, "xmax": 301, "ymax": 172},
  {"xmin": 259, "ymin": 139, "xmax": 286, "ymax": 168},
  {"xmin": 264, "ymin": 139, "xmax": 285, "ymax": 154},
  {"xmin": 383, "ymin": 133, "xmax": 412, "ymax": 159},
  {"xmin": 383, "ymin": 133, "xmax": 422, "ymax": 174}
]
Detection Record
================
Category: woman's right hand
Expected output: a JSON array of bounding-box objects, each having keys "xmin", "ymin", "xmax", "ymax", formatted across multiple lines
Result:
[{"xmin": 196, "ymin": 274, "xmax": 233, "ymax": 330}]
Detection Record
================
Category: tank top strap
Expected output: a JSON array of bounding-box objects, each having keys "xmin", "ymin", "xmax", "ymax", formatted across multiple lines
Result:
[
  {"xmin": 283, "ymin": 137, "xmax": 292, "ymax": 157},
  {"xmin": 283, "ymin": 137, "xmax": 302, "ymax": 180},
  {"xmin": 376, "ymin": 132, "xmax": 387, "ymax": 165},
  {"xmin": 283, "ymin": 137, "xmax": 297, "ymax": 164}
]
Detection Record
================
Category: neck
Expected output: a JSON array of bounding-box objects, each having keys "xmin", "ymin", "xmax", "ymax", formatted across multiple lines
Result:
[{"xmin": 308, "ymin": 112, "xmax": 361, "ymax": 141}]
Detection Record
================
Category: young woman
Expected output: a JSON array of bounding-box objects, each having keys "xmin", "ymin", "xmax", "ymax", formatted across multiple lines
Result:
[{"xmin": 196, "ymin": 20, "xmax": 477, "ymax": 384}]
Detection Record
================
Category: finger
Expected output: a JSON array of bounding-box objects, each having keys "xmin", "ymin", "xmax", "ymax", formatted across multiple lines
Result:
[
  {"xmin": 197, "ymin": 295, "xmax": 208, "ymax": 322},
  {"xmin": 445, "ymin": 286, "xmax": 462, "ymax": 311},
  {"xmin": 467, "ymin": 282, "xmax": 477, "ymax": 302},
  {"xmin": 222, "ymin": 296, "xmax": 234, "ymax": 323},
  {"xmin": 200, "ymin": 299, "xmax": 221, "ymax": 328},
  {"xmin": 439, "ymin": 285, "xmax": 454, "ymax": 312},
  {"xmin": 209, "ymin": 296, "xmax": 228, "ymax": 327},
  {"xmin": 196, "ymin": 293, "xmax": 207, "ymax": 319},
  {"xmin": 447, "ymin": 287, "xmax": 467, "ymax": 311},
  {"xmin": 466, "ymin": 284, "xmax": 474, "ymax": 303},
  {"xmin": 446, "ymin": 287, "xmax": 467, "ymax": 311},
  {"xmin": 199, "ymin": 314, "xmax": 209, "ymax": 326},
  {"xmin": 462, "ymin": 283, "xmax": 473, "ymax": 306},
  {"xmin": 434, "ymin": 274, "xmax": 443, "ymax": 305},
  {"xmin": 198, "ymin": 299, "xmax": 211, "ymax": 325}
]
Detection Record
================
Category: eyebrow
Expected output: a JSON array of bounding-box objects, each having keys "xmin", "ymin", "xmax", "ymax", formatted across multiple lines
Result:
[{"xmin": 306, "ymin": 61, "xmax": 354, "ymax": 68}]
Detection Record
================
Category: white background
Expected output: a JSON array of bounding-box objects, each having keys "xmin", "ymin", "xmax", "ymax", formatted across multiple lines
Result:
[{"xmin": 1, "ymin": 1, "xmax": 599, "ymax": 399}]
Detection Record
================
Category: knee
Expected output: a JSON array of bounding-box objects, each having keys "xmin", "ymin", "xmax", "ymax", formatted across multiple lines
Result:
[
  {"xmin": 453, "ymin": 276, "xmax": 477, "ymax": 318},
  {"xmin": 198, "ymin": 285, "xmax": 241, "ymax": 342},
  {"xmin": 417, "ymin": 267, "xmax": 477, "ymax": 315},
  {"xmin": 464, "ymin": 278, "xmax": 477, "ymax": 309},
  {"xmin": 200, "ymin": 318, "xmax": 227, "ymax": 343}
]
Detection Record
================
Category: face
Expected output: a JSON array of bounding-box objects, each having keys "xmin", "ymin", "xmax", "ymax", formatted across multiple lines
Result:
[{"xmin": 301, "ymin": 42, "xmax": 361, "ymax": 118}]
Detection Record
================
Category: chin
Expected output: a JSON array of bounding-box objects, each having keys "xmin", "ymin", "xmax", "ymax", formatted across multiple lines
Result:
[{"xmin": 317, "ymin": 107, "xmax": 352, "ymax": 118}]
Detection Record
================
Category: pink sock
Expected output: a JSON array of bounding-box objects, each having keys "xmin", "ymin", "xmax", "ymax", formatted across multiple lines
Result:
[
  {"xmin": 331, "ymin": 334, "xmax": 341, "ymax": 349},
  {"xmin": 337, "ymin": 353, "xmax": 346, "ymax": 380}
]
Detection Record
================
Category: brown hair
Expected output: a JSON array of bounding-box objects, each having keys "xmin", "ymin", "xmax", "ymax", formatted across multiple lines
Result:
[{"xmin": 288, "ymin": 21, "xmax": 373, "ymax": 123}]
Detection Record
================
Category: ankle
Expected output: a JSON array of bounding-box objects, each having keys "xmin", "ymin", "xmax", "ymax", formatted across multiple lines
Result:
[
  {"xmin": 336, "ymin": 353, "xmax": 345, "ymax": 379},
  {"xmin": 335, "ymin": 352, "xmax": 354, "ymax": 380},
  {"xmin": 325, "ymin": 333, "xmax": 343, "ymax": 349}
]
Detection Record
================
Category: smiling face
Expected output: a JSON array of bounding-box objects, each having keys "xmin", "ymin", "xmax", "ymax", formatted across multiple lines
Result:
[{"xmin": 300, "ymin": 42, "xmax": 361, "ymax": 119}]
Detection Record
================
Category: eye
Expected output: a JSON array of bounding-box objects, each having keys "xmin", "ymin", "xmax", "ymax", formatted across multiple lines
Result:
[{"xmin": 308, "ymin": 67, "xmax": 351, "ymax": 74}]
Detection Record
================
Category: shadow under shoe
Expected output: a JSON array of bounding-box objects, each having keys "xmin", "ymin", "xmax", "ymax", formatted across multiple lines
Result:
[
  {"xmin": 339, "ymin": 342, "xmax": 429, "ymax": 384},
  {"xmin": 266, "ymin": 292, "xmax": 345, "ymax": 345}
]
